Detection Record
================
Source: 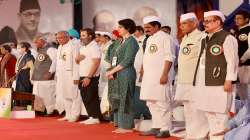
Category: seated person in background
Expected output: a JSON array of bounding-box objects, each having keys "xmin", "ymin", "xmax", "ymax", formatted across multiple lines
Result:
[{"xmin": 214, "ymin": 98, "xmax": 250, "ymax": 140}]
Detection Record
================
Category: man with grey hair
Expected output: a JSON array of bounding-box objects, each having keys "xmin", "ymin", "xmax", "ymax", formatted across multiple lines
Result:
[
  {"xmin": 174, "ymin": 12, "xmax": 209, "ymax": 140},
  {"xmin": 193, "ymin": 10, "xmax": 238, "ymax": 140},
  {"xmin": 55, "ymin": 31, "xmax": 81, "ymax": 122},
  {"xmin": 32, "ymin": 35, "xmax": 57, "ymax": 115}
]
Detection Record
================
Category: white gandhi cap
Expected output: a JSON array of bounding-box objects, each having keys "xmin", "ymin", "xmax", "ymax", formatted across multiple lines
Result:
[
  {"xmin": 95, "ymin": 31, "xmax": 102, "ymax": 34},
  {"xmin": 100, "ymin": 32, "xmax": 112, "ymax": 38},
  {"xmin": 180, "ymin": 12, "xmax": 197, "ymax": 22},
  {"xmin": 143, "ymin": 16, "xmax": 161, "ymax": 24},
  {"xmin": 104, "ymin": 32, "xmax": 112, "ymax": 38},
  {"xmin": 204, "ymin": 10, "xmax": 225, "ymax": 22}
]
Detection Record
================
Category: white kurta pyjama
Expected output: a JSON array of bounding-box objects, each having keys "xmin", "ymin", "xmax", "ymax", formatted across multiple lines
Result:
[
  {"xmin": 175, "ymin": 29, "xmax": 209, "ymax": 139},
  {"xmin": 140, "ymin": 30, "xmax": 175, "ymax": 131},
  {"xmin": 99, "ymin": 41, "xmax": 112, "ymax": 113},
  {"xmin": 134, "ymin": 35, "xmax": 145, "ymax": 87},
  {"xmin": 55, "ymin": 40, "xmax": 81, "ymax": 119},
  {"xmin": 194, "ymin": 34, "xmax": 238, "ymax": 140}
]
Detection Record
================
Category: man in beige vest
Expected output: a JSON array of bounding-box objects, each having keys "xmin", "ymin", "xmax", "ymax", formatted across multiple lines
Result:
[{"xmin": 175, "ymin": 13, "xmax": 209, "ymax": 140}]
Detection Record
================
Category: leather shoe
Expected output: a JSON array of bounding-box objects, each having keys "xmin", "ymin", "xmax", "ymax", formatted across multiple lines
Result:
[
  {"xmin": 140, "ymin": 128, "xmax": 160, "ymax": 136},
  {"xmin": 155, "ymin": 130, "xmax": 170, "ymax": 138}
]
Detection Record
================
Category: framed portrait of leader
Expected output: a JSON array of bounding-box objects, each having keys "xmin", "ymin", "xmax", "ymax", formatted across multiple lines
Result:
[
  {"xmin": 0, "ymin": 0, "xmax": 73, "ymax": 43},
  {"xmin": 82, "ymin": 0, "xmax": 177, "ymax": 36}
]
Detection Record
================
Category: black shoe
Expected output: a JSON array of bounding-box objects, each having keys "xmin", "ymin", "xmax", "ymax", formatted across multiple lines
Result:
[
  {"xmin": 140, "ymin": 128, "xmax": 160, "ymax": 136},
  {"xmin": 35, "ymin": 111, "xmax": 46, "ymax": 116},
  {"xmin": 44, "ymin": 113, "xmax": 57, "ymax": 117},
  {"xmin": 155, "ymin": 130, "xmax": 170, "ymax": 138}
]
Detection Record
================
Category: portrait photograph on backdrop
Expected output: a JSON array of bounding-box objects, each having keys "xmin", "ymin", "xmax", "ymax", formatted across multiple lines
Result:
[
  {"xmin": 0, "ymin": 0, "xmax": 73, "ymax": 45},
  {"xmin": 82, "ymin": 0, "xmax": 177, "ymax": 35}
]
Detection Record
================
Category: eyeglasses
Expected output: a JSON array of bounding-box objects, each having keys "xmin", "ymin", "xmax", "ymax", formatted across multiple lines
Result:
[
  {"xmin": 203, "ymin": 19, "xmax": 217, "ymax": 24},
  {"xmin": 234, "ymin": 17, "xmax": 244, "ymax": 20},
  {"xmin": 21, "ymin": 11, "xmax": 41, "ymax": 18}
]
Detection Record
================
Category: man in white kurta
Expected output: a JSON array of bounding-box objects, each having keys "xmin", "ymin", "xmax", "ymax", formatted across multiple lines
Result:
[
  {"xmin": 175, "ymin": 13, "xmax": 209, "ymax": 139},
  {"xmin": 55, "ymin": 31, "xmax": 81, "ymax": 122},
  {"xmin": 98, "ymin": 32, "xmax": 113, "ymax": 115},
  {"xmin": 161, "ymin": 26, "xmax": 179, "ymax": 81},
  {"xmin": 32, "ymin": 37, "xmax": 57, "ymax": 115},
  {"xmin": 133, "ymin": 26, "xmax": 152, "ymax": 119},
  {"xmin": 193, "ymin": 11, "xmax": 238, "ymax": 140},
  {"xmin": 134, "ymin": 27, "xmax": 145, "ymax": 87},
  {"xmin": 140, "ymin": 16, "xmax": 175, "ymax": 138},
  {"xmin": 68, "ymin": 28, "xmax": 88, "ymax": 116},
  {"xmin": 134, "ymin": 27, "xmax": 145, "ymax": 81},
  {"xmin": 99, "ymin": 32, "xmax": 112, "ymax": 98}
]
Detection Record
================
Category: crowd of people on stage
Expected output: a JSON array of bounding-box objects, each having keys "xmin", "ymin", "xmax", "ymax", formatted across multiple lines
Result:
[{"xmin": 1, "ymin": 1, "xmax": 250, "ymax": 139}]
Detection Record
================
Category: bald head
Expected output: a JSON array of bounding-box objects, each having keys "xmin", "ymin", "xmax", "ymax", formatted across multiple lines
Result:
[
  {"xmin": 56, "ymin": 31, "xmax": 70, "ymax": 45},
  {"xmin": 133, "ymin": 6, "xmax": 158, "ymax": 25},
  {"xmin": 93, "ymin": 10, "xmax": 115, "ymax": 32}
]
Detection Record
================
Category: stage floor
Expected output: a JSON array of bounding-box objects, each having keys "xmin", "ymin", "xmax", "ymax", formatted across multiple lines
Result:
[{"xmin": 0, "ymin": 117, "xmax": 180, "ymax": 140}]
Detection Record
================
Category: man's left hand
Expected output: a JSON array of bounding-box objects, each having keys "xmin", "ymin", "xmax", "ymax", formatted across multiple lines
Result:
[
  {"xmin": 224, "ymin": 80, "xmax": 232, "ymax": 92},
  {"xmin": 160, "ymin": 75, "xmax": 168, "ymax": 85}
]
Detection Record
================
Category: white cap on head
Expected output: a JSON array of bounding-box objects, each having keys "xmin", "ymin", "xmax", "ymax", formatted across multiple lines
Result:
[
  {"xmin": 143, "ymin": 16, "xmax": 161, "ymax": 24},
  {"xmin": 204, "ymin": 10, "xmax": 225, "ymax": 22},
  {"xmin": 100, "ymin": 32, "xmax": 112, "ymax": 38},
  {"xmin": 95, "ymin": 31, "xmax": 102, "ymax": 34},
  {"xmin": 180, "ymin": 12, "xmax": 197, "ymax": 22}
]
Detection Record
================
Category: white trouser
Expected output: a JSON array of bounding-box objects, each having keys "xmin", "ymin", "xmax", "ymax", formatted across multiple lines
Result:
[
  {"xmin": 100, "ymin": 84, "xmax": 109, "ymax": 114},
  {"xmin": 64, "ymin": 91, "xmax": 81, "ymax": 119},
  {"xmin": 183, "ymin": 101, "xmax": 209, "ymax": 139},
  {"xmin": 204, "ymin": 112, "xmax": 229, "ymax": 140},
  {"xmin": 32, "ymin": 81, "xmax": 56, "ymax": 114},
  {"xmin": 147, "ymin": 100, "xmax": 172, "ymax": 131}
]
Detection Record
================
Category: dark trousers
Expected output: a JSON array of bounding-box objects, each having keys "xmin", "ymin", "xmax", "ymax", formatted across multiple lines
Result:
[
  {"xmin": 133, "ymin": 86, "xmax": 151, "ymax": 119},
  {"xmin": 79, "ymin": 76, "xmax": 102, "ymax": 119}
]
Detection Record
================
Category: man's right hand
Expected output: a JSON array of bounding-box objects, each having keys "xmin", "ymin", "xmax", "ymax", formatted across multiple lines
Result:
[
  {"xmin": 224, "ymin": 80, "xmax": 233, "ymax": 93},
  {"xmin": 107, "ymin": 75, "xmax": 114, "ymax": 80},
  {"xmin": 75, "ymin": 54, "xmax": 85, "ymax": 64},
  {"xmin": 73, "ymin": 80, "xmax": 80, "ymax": 85},
  {"xmin": 44, "ymin": 72, "xmax": 53, "ymax": 80},
  {"xmin": 160, "ymin": 75, "xmax": 168, "ymax": 85}
]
